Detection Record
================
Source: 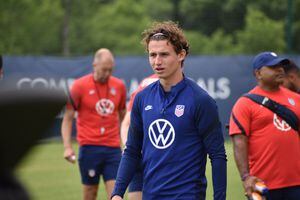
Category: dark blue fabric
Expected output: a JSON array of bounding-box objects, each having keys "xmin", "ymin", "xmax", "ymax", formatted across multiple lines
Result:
[
  {"xmin": 267, "ymin": 185, "xmax": 300, "ymax": 200},
  {"xmin": 78, "ymin": 145, "xmax": 121, "ymax": 185},
  {"xmin": 112, "ymin": 77, "xmax": 227, "ymax": 200},
  {"xmin": 128, "ymin": 163, "xmax": 143, "ymax": 192}
]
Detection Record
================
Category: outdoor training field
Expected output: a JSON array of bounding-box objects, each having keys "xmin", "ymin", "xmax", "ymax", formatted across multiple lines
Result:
[{"xmin": 16, "ymin": 140, "xmax": 245, "ymax": 200}]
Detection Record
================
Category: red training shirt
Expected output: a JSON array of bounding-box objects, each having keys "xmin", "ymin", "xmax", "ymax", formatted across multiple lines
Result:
[
  {"xmin": 68, "ymin": 73, "xmax": 126, "ymax": 147},
  {"xmin": 127, "ymin": 74, "xmax": 158, "ymax": 112},
  {"xmin": 229, "ymin": 86, "xmax": 300, "ymax": 189}
]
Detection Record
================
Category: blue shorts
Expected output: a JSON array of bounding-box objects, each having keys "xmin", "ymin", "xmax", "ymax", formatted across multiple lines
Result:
[
  {"xmin": 78, "ymin": 145, "xmax": 121, "ymax": 185},
  {"xmin": 128, "ymin": 162, "xmax": 143, "ymax": 192},
  {"xmin": 267, "ymin": 185, "xmax": 300, "ymax": 200}
]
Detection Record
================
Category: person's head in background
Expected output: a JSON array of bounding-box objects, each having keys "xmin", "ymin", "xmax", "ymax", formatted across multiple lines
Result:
[
  {"xmin": 282, "ymin": 60, "xmax": 300, "ymax": 93},
  {"xmin": 252, "ymin": 52, "xmax": 289, "ymax": 91},
  {"xmin": 0, "ymin": 55, "xmax": 3, "ymax": 80},
  {"xmin": 92, "ymin": 48, "xmax": 115, "ymax": 83}
]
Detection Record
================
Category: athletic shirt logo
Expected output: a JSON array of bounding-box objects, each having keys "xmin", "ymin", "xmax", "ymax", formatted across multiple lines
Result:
[
  {"xmin": 273, "ymin": 114, "xmax": 291, "ymax": 131},
  {"xmin": 148, "ymin": 119, "xmax": 175, "ymax": 149},
  {"xmin": 95, "ymin": 99, "xmax": 115, "ymax": 116}
]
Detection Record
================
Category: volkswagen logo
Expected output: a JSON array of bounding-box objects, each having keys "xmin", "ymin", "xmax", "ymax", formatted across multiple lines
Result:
[
  {"xmin": 95, "ymin": 99, "xmax": 115, "ymax": 116},
  {"xmin": 148, "ymin": 119, "xmax": 175, "ymax": 149}
]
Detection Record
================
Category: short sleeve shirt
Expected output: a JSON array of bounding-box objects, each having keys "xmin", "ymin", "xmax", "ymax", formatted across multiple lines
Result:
[
  {"xmin": 229, "ymin": 86, "xmax": 300, "ymax": 189},
  {"xmin": 69, "ymin": 74, "xmax": 126, "ymax": 147}
]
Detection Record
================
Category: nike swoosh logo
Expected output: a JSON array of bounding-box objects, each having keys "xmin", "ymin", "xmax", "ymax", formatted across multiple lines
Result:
[{"xmin": 145, "ymin": 105, "xmax": 153, "ymax": 111}]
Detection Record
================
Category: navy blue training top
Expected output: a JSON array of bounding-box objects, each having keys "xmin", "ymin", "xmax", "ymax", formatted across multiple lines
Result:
[{"xmin": 112, "ymin": 76, "xmax": 227, "ymax": 200}]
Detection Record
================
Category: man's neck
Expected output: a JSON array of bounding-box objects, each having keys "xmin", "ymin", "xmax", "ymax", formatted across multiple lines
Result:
[
  {"xmin": 93, "ymin": 73, "xmax": 107, "ymax": 84},
  {"xmin": 295, "ymin": 79, "xmax": 300, "ymax": 92},
  {"xmin": 257, "ymin": 82, "xmax": 280, "ymax": 92},
  {"xmin": 160, "ymin": 72, "xmax": 183, "ymax": 92}
]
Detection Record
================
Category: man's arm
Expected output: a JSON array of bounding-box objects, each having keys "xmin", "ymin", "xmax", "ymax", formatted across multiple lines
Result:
[
  {"xmin": 231, "ymin": 134, "xmax": 261, "ymax": 197},
  {"xmin": 203, "ymin": 124, "xmax": 227, "ymax": 200},
  {"xmin": 61, "ymin": 107, "xmax": 76, "ymax": 163},
  {"xmin": 196, "ymin": 95, "xmax": 227, "ymax": 200},
  {"xmin": 111, "ymin": 93, "xmax": 143, "ymax": 199},
  {"xmin": 118, "ymin": 108, "xmax": 126, "ymax": 125},
  {"xmin": 120, "ymin": 111, "xmax": 130, "ymax": 147}
]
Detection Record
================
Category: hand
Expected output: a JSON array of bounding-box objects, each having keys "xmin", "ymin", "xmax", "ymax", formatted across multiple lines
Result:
[
  {"xmin": 63, "ymin": 147, "xmax": 76, "ymax": 164},
  {"xmin": 111, "ymin": 195, "xmax": 123, "ymax": 200},
  {"xmin": 243, "ymin": 175, "xmax": 263, "ymax": 198}
]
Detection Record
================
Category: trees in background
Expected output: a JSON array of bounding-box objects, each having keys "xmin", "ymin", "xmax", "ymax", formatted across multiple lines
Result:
[{"xmin": 0, "ymin": 0, "xmax": 298, "ymax": 56}]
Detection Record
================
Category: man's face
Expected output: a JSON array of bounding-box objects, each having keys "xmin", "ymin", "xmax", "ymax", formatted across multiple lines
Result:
[
  {"xmin": 148, "ymin": 40, "xmax": 185, "ymax": 80},
  {"xmin": 256, "ymin": 65, "xmax": 285, "ymax": 86},
  {"xmin": 92, "ymin": 55, "xmax": 114, "ymax": 83},
  {"xmin": 282, "ymin": 74, "xmax": 294, "ymax": 90},
  {"xmin": 281, "ymin": 72, "xmax": 300, "ymax": 92}
]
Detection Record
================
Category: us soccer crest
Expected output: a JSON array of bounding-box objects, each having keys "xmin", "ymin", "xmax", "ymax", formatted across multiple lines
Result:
[
  {"xmin": 175, "ymin": 105, "xmax": 185, "ymax": 117},
  {"xmin": 288, "ymin": 98, "xmax": 295, "ymax": 106},
  {"xmin": 110, "ymin": 87, "xmax": 116, "ymax": 96},
  {"xmin": 88, "ymin": 169, "xmax": 96, "ymax": 177}
]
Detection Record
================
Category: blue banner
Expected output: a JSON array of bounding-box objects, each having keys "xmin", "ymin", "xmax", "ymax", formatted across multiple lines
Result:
[{"xmin": 3, "ymin": 55, "xmax": 300, "ymax": 137}]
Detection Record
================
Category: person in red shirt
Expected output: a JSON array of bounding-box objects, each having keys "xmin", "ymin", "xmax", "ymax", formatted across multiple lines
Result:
[
  {"xmin": 229, "ymin": 52, "xmax": 300, "ymax": 200},
  {"xmin": 61, "ymin": 48, "xmax": 126, "ymax": 200},
  {"xmin": 120, "ymin": 74, "xmax": 158, "ymax": 200},
  {"xmin": 282, "ymin": 60, "xmax": 300, "ymax": 93}
]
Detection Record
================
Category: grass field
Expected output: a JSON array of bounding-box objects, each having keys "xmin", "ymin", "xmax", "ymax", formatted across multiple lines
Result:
[{"xmin": 16, "ymin": 140, "xmax": 245, "ymax": 200}]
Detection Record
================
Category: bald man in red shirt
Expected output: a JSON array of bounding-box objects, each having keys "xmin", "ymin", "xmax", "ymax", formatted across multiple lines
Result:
[{"xmin": 61, "ymin": 48, "xmax": 126, "ymax": 200}]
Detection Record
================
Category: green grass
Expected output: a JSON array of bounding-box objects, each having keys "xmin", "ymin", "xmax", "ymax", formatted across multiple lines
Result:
[{"xmin": 16, "ymin": 140, "xmax": 244, "ymax": 200}]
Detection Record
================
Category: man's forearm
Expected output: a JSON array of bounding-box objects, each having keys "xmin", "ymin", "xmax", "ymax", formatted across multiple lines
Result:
[
  {"xmin": 112, "ymin": 147, "xmax": 140, "ymax": 198},
  {"xmin": 61, "ymin": 109, "xmax": 75, "ymax": 148},
  {"xmin": 212, "ymin": 156, "xmax": 227, "ymax": 200},
  {"xmin": 231, "ymin": 134, "xmax": 249, "ymax": 179}
]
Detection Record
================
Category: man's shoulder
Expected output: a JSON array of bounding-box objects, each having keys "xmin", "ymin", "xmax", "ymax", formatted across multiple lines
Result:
[
  {"xmin": 134, "ymin": 81, "xmax": 157, "ymax": 102},
  {"xmin": 110, "ymin": 76, "xmax": 126, "ymax": 86},
  {"xmin": 280, "ymin": 86, "xmax": 300, "ymax": 99},
  {"xmin": 75, "ymin": 73, "xmax": 92, "ymax": 83},
  {"xmin": 140, "ymin": 75, "xmax": 159, "ymax": 88},
  {"xmin": 72, "ymin": 74, "xmax": 92, "ymax": 88},
  {"xmin": 185, "ymin": 77, "xmax": 213, "ymax": 101}
]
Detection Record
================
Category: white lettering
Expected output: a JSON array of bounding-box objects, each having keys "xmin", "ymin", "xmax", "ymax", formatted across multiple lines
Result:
[
  {"xmin": 17, "ymin": 78, "xmax": 31, "ymax": 89},
  {"xmin": 216, "ymin": 77, "xmax": 230, "ymax": 99},
  {"xmin": 17, "ymin": 77, "xmax": 75, "ymax": 95},
  {"xmin": 196, "ymin": 77, "xmax": 231, "ymax": 99},
  {"xmin": 31, "ymin": 78, "xmax": 48, "ymax": 88}
]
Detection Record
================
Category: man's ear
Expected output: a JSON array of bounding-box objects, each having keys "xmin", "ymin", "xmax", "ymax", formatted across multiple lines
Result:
[
  {"xmin": 178, "ymin": 49, "xmax": 186, "ymax": 62},
  {"xmin": 254, "ymin": 69, "xmax": 261, "ymax": 80},
  {"xmin": 288, "ymin": 73, "xmax": 296, "ymax": 81}
]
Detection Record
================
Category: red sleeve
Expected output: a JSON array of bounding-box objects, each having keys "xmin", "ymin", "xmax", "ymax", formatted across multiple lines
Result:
[
  {"xmin": 66, "ymin": 80, "xmax": 81, "ymax": 110},
  {"xmin": 229, "ymin": 97, "xmax": 252, "ymax": 136},
  {"xmin": 119, "ymin": 82, "xmax": 127, "ymax": 111},
  {"xmin": 127, "ymin": 90, "xmax": 138, "ymax": 112},
  {"xmin": 127, "ymin": 84, "xmax": 145, "ymax": 112}
]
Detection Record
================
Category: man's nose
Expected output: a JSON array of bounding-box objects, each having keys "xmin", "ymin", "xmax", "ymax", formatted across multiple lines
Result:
[{"xmin": 155, "ymin": 55, "xmax": 162, "ymax": 64}]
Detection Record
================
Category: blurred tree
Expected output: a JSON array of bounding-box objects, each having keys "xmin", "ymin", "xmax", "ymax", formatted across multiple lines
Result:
[
  {"xmin": 0, "ymin": 0, "xmax": 298, "ymax": 55},
  {"xmin": 72, "ymin": 0, "xmax": 151, "ymax": 55},
  {"xmin": 179, "ymin": 0, "xmax": 224, "ymax": 35},
  {"xmin": 235, "ymin": 7, "xmax": 285, "ymax": 53},
  {"xmin": 186, "ymin": 30, "xmax": 237, "ymax": 55},
  {"xmin": 0, "ymin": 0, "xmax": 63, "ymax": 55},
  {"xmin": 221, "ymin": 0, "xmax": 249, "ymax": 33},
  {"xmin": 247, "ymin": 0, "xmax": 300, "ymax": 53},
  {"xmin": 141, "ymin": 0, "xmax": 174, "ymax": 21},
  {"xmin": 61, "ymin": 0, "xmax": 72, "ymax": 56}
]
